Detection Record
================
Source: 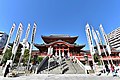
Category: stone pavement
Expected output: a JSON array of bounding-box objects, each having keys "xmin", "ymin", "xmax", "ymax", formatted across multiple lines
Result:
[{"xmin": 0, "ymin": 74, "xmax": 119, "ymax": 80}]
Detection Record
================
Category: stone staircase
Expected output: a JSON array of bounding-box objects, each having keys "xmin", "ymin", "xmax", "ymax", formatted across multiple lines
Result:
[
  {"xmin": 72, "ymin": 62, "xmax": 85, "ymax": 74},
  {"xmin": 37, "ymin": 56, "xmax": 86, "ymax": 74}
]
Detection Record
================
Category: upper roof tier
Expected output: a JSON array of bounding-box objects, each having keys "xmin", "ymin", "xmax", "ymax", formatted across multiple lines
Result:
[{"xmin": 41, "ymin": 34, "xmax": 78, "ymax": 44}]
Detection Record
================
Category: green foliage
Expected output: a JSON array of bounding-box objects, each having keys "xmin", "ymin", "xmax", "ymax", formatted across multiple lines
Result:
[
  {"xmin": 3, "ymin": 46, "xmax": 22, "ymax": 63},
  {"xmin": 23, "ymin": 49, "xmax": 29, "ymax": 66},
  {"xmin": 37, "ymin": 56, "xmax": 43, "ymax": 63},
  {"xmin": 14, "ymin": 47, "xmax": 22, "ymax": 63},
  {"xmin": 2, "ymin": 47, "xmax": 12, "ymax": 64},
  {"xmin": 94, "ymin": 54, "xmax": 99, "ymax": 62},
  {"xmin": 97, "ymin": 60, "xmax": 101, "ymax": 65},
  {"xmin": 2, "ymin": 46, "xmax": 42, "ymax": 65},
  {"xmin": 31, "ymin": 55, "xmax": 43, "ymax": 65}
]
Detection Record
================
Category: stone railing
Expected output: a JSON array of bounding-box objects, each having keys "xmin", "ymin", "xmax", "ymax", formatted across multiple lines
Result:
[{"xmin": 74, "ymin": 57, "xmax": 87, "ymax": 74}]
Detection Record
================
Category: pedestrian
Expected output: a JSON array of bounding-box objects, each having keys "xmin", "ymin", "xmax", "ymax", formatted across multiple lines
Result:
[
  {"xmin": 110, "ymin": 64, "xmax": 115, "ymax": 77},
  {"xmin": 114, "ymin": 64, "xmax": 119, "ymax": 77},
  {"xmin": 105, "ymin": 64, "xmax": 110, "ymax": 75},
  {"xmin": 4, "ymin": 62, "xmax": 10, "ymax": 77}
]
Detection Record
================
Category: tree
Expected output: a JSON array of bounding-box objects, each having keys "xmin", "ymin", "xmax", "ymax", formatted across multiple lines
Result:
[
  {"xmin": 22, "ymin": 49, "xmax": 29, "ymax": 66},
  {"xmin": 14, "ymin": 47, "xmax": 22, "ymax": 63},
  {"xmin": 2, "ymin": 45, "xmax": 22, "ymax": 64},
  {"xmin": 94, "ymin": 54, "xmax": 99, "ymax": 62},
  {"xmin": 37, "ymin": 56, "xmax": 43, "ymax": 63},
  {"xmin": 2, "ymin": 47, "xmax": 12, "ymax": 64}
]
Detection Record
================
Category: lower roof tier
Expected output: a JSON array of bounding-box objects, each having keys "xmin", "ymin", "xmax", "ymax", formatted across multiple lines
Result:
[{"xmin": 34, "ymin": 40, "xmax": 85, "ymax": 52}]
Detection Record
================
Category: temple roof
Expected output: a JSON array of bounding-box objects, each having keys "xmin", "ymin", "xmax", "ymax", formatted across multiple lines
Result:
[
  {"xmin": 41, "ymin": 34, "xmax": 78, "ymax": 44},
  {"xmin": 34, "ymin": 40, "xmax": 85, "ymax": 52}
]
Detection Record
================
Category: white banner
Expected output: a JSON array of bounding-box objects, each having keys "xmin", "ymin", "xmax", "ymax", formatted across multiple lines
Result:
[
  {"xmin": 92, "ymin": 27, "xmax": 101, "ymax": 55},
  {"xmin": 28, "ymin": 23, "xmax": 36, "ymax": 55},
  {"xmin": 51, "ymin": 47, "xmax": 53, "ymax": 55},
  {"xmin": 96, "ymin": 30, "xmax": 102, "ymax": 45},
  {"xmin": 27, "ymin": 23, "xmax": 37, "ymax": 69},
  {"xmin": 2, "ymin": 23, "xmax": 16, "ymax": 54},
  {"xmin": 21, "ymin": 23, "xmax": 31, "ymax": 55},
  {"xmin": 62, "ymin": 51, "xmax": 64, "ymax": 57},
  {"xmin": 48, "ymin": 47, "xmax": 51, "ymax": 55},
  {"xmin": 12, "ymin": 23, "xmax": 23, "ymax": 55},
  {"xmin": 96, "ymin": 30, "xmax": 110, "ymax": 64},
  {"xmin": 25, "ymin": 23, "xmax": 31, "ymax": 43},
  {"xmin": 1, "ymin": 23, "xmax": 16, "ymax": 63},
  {"xmin": 47, "ymin": 46, "xmax": 53, "ymax": 56},
  {"xmin": 99, "ymin": 24, "xmax": 111, "ymax": 54},
  {"xmin": 85, "ymin": 23, "xmax": 95, "ymax": 55},
  {"xmin": 18, "ymin": 23, "xmax": 31, "ymax": 69},
  {"xmin": 31, "ymin": 23, "xmax": 37, "ymax": 43}
]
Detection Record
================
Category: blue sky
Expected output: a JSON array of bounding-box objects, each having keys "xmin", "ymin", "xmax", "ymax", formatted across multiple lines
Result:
[{"xmin": 0, "ymin": 0, "xmax": 120, "ymax": 50}]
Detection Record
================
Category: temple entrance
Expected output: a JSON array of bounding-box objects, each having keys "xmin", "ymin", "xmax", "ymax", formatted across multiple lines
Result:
[
  {"xmin": 53, "ymin": 47, "xmax": 70, "ymax": 58},
  {"xmin": 64, "ymin": 50, "xmax": 68, "ymax": 58}
]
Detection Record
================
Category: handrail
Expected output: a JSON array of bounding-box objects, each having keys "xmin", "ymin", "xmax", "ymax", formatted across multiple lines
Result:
[
  {"xmin": 71, "ymin": 61, "xmax": 77, "ymax": 74},
  {"xmin": 36, "ymin": 56, "xmax": 49, "ymax": 74},
  {"xmin": 74, "ymin": 57, "xmax": 87, "ymax": 74}
]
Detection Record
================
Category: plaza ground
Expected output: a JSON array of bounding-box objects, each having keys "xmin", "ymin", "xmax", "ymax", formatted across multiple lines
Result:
[{"xmin": 0, "ymin": 74, "xmax": 120, "ymax": 80}]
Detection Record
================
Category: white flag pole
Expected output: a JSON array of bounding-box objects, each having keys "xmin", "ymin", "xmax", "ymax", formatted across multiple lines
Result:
[
  {"xmin": 27, "ymin": 23, "xmax": 37, "ymax": 70},
  {"xmin": 11, "ymin": 23, "xmax": 23, "ymax": 64},
  {"xmin": 99, "ymin": 24, "xmax": 113, "ymax": 65},
  {"xmin": 92, "ymin": 27, "xmax": 101, "ymax": 55},
  {"xmin": 92, "ymin": 27, "xmax": 105, "ymax": 71},
  {"xmin": 0, "ymin": 23, "xmax": 16, "ymax": 63},
  {"xmin": 18, "ymin": 24, "xmax": 31, "ymax": 69},
  {"xmin": 47, "ymin": 46, "xmax": 51, "ymax": 74},
  {"xmin": 96, "ymin": 30, "xmax": 110, "ymax": 65},
  {"xmin": 47, "ymin": 46, "xmax": 53, "ymax": 74},
  {"xmin": 85, "ymin": 23, "xmax": 96, "ymax": 72},
  {"xmin": 59, "ymin": 49, "xmax": 62, "ymax": 74}
]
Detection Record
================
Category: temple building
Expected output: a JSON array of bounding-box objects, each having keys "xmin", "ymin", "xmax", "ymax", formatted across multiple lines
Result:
[
  {"xmin": 33, "ymin": 34, "xmax": 120, "ymax": 66},
  {"xmin": 34, "ymin": 34, "xmax": 89, "ymax": 62},
  {"xmin": 94, "ymin": 44, "xmax": 120, "ymax": 65}
]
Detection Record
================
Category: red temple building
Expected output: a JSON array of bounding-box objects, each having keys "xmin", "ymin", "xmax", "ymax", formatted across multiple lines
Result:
[
  {"xmin": 33, "ymin": 35, "xmax": 92, "ymax": 63},
  {"xmin": 94, "ymin": 44, "xmax": 120, "ymax": 65},
  {"xmin": 33, "ymin": 34, "xmax": 120, "ymax": 66}
]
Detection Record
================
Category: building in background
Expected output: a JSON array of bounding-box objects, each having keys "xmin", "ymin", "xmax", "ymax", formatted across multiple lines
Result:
[
  {"xmin": 0, "ymin": 32, "xmax": 8, "ymax": 49},
  {"xmin": 107, "ymin": 27, "xmax": 120, "ymax": 50},
  {"xmin": 94, "ymin": 44, "xmax": 120, "ymax": 65}
]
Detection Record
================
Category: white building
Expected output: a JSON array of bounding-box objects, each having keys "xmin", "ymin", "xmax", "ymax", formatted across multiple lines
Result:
[
  {"xmin": 0, "ymin": 32, "xmax": 8, "ymax": 49},
  {"xmin": 107, "ymin": 27, "xmax": 120, "ymax": 50}
]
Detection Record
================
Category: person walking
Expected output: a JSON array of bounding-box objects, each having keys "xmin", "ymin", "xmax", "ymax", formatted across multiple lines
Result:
[
  {"xmin": 4, "ymin": 62, "xmax": 10, "ymax": 77},
  {"xmin": 105, "ymin": 64, "xmax": 110, "ymax": 75},
  {"xmin": 110, "ymin": 64, "xmax": 115, "ymax": 77}
]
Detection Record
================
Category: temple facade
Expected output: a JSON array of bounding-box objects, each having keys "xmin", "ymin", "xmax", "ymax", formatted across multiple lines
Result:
[{"xmin": 33, "ymin": 35, "xmax": 89, "ymax": 62}]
